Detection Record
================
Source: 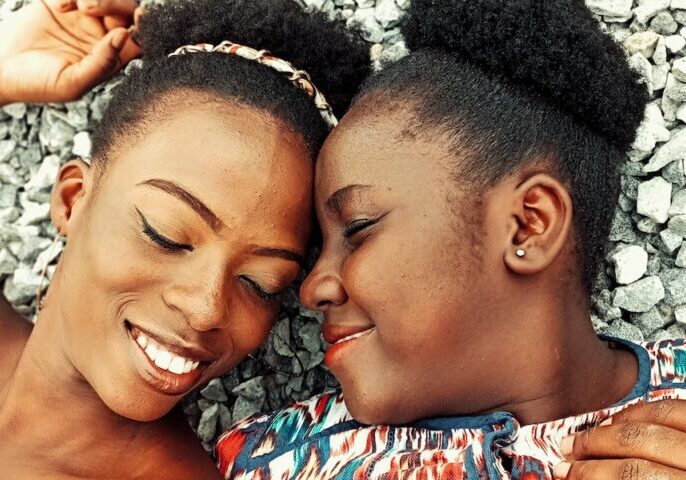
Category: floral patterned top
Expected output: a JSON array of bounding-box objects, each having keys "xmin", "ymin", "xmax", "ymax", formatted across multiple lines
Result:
[{"xmin": 216, "ymin": 338, "xmax": 686, "ymax": 479}]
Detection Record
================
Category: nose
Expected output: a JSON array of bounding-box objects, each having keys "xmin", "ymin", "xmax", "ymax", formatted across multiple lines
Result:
[
  {"xmin": 300, "ymin": 252, "xmax": 348, "ymax": 312},
  {"xmin": 162, "ymin": 259, "xmax": 230, "ymax": 332}
]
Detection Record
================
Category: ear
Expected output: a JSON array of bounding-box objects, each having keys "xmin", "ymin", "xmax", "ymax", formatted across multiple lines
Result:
[
  {"xmin": 503, "ymin": 174, "xmax": 573, "ymax": 276},
  {"xmin": 50, "ymin": 160, "xmax": 93, "ymax": 236}
]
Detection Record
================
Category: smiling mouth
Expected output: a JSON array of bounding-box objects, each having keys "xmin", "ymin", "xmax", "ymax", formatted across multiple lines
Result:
[
  {"xmin": 126, "ymin": 322, "xmax": 210, "ymax": 375},
  {"xmin": 333, "ymin": 327, "xmax": 375, "ymax": 345}
]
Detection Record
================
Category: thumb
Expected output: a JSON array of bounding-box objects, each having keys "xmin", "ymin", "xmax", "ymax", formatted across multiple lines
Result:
[{"xmin": 57, "ymin": 28, "xmax": 129, "ymax": 100}]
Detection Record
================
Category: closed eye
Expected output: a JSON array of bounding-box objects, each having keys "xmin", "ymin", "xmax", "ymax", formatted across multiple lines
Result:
[
  {"xmin": 239, "ymin": 275, "xmax": 282, "ymax": 302},
  {"xmin": 136, "ymin": 208, "xmax": 194, "ymax": 252}
]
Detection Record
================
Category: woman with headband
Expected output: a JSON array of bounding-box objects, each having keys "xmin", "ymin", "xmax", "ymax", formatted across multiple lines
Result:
[{"xmin": 0, "ymin": 0, "xmax": 368, "ymax": 477}]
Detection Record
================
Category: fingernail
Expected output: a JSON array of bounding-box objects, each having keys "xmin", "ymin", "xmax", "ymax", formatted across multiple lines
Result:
[
  {"xmin": 553, "ymin": 462, "xmax": 571, "ymax": 479},
  {"xmin": 111, "ymin": 30, "xmax": 128, "ymax": 49},
  {"xmin": 560, "ymin": 436, "xmax": 574, "ymax": 457},
  {"xmin": 600, "ymin": 417, "xmax": 613, "ymax": 427}
]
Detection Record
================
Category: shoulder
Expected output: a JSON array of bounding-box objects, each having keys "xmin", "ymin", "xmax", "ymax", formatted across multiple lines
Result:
[
  {"xmin": 0, "ymin": 297, "xmax": 32, "ymax": 387},
  {"xmin": 216, "ymin": 391, "xmax": 356, "ymax": 476}
]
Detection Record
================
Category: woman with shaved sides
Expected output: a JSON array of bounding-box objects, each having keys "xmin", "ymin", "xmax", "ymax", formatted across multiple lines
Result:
[
  {"xmin": 217, "ymin": 0, "xmax": 686, "ymax": 479},
  {"xmin": 0, "ymin": 0, "xmax": 368, "ymax": 477}
]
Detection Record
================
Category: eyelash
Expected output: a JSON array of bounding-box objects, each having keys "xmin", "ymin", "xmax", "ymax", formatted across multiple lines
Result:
[
  {"xmin": 136, "ymin": 208, "xmax": 194, "ymax": 252},
  {"xmin": 343, "ymin": 218, "xmax": 379, "ymax": 240},
  {"xmin": 240, "ymin": 276, "xmax": 281, "ymax": 302}
]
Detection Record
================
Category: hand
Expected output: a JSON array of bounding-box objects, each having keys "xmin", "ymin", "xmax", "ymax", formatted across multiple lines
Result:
[
  {"xmin": 0, "ymin": 0, "xmax": 141, "ymax": 105},
  {"xmin": 554, "ymin": 399, "xmax": 686, "ymax": 479}
]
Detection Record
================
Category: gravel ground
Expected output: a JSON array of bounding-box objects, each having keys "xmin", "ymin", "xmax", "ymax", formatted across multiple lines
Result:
[{"xmin": 1, "ymin": 0, "xmax": 685, "ymax": 453}]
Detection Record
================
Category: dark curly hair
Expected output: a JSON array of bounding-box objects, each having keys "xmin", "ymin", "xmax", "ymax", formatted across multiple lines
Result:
[
  {"xmin": 357, "ymin": 0, "xmax": 648, "ymax": 293},
  {"xmin": 91, "ymin": 0, "xmax": 370, "ymax": 161}
]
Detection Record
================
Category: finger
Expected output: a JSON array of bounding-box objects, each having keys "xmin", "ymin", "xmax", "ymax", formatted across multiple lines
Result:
[
  {"xmin": 76, "ymin": 0, "xmax": 137, "ymax": 18},
  {"xmin": 57, "ymin": 27, "xmax": 129, "ymax": 99},
  {"xmin": 607, "ymin": 399, "xmax": 686, "ymax": 432},
  {"xmin": 102, "ymin": 14, "xmax": 131, "ymax": 31},
  {"xmin": 554, "ymin": 459, "xmax": 686, "ymax": 480},
  {"xmin": 45, "ymin": 0, "xmax": 78, "ymax": 12},
  {"xmin": 561, "ymin": 422, "xmax": 686, "ymax": 470}
]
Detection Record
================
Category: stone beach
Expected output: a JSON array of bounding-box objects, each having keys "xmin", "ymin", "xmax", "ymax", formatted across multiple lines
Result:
[{"xmin": 1, "ymin": 0, "xmax": 685, "ymax": 454}]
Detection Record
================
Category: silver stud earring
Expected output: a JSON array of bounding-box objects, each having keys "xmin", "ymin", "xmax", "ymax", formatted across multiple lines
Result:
[{"xmin": 516, "ymin": 249, "xmax": 526, "ymax": 258}]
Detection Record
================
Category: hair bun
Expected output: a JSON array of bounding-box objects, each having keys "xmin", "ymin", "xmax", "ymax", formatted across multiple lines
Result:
[{"xmin": 401, "ymin": 0, "xmax": 648, "ymax": 150}]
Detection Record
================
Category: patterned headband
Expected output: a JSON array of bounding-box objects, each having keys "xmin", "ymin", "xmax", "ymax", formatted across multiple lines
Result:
[{"xmin": 168, "ymin": 40, "xmax": 338, "ymax": 128}]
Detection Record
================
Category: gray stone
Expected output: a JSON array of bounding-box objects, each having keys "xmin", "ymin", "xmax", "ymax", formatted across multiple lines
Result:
[
  {"xmin": 644, "ymin": 128, "xmax": 686, "ymax": 172},
  {"xmin": 611, "ymin": 245, "xmax": 649, "ymax": 284},
  {"xmin": 0, "ymin": 249, "xmax": 18, "ymax": 277},
  {"xmin": 672, "ymin": 0, "xmax": 686, "ymax": 9},
  {"xmin": 355, "ymin": 0, "xmax": 375, "ymax": 7},
  {"xmin": 655, "ymin": 63, "xmax": 671, "ymax": 91},
  {"xmin": 0, "ymin": 139, "xmax": 16, "ymax": 163},
  {"xmin": 586, "ymin": 0, "xmax": 633, "ymax": 17},
  {"xmin": 299, "ymin": 322, "xmax": 322, "ymax": 353},
  {"xmin": 673, "ymin": 57, "xmax": 686, "ymax": 83},
  {"xmin": 196, "ymin": 403, "xmax": 218, "ymax": 443},
  {"xmin": 0, "ymin": 184, "xmax": 17, "ymax": 208},
  {"xmin": 633, "ymin": 0, "xmax": 670, "ymax": 24},
  {"xmin": 232, "ymin": 376, "xmax": 265, "ymax": 401},
  {"xmin": 658, "ymin": 268, "xmax": 686, "ymax": 305},
  {"xmin": 677, "ymin": 11, "xmax": 686, "ymax": 25},
  {"xmin": 395, "ymin": 0, "xmax": 410, "ymax": 9},
  {"xmin": 374, "ymin": 0, "xmax": 403, "ymax": 28},
  {"xmin": 25, "ymin": 154, "xmax": 60, "ymax": 194},
  {"xmin": 4, "ymin": 267, "xmax": 42, "ymax": 304},
  {"xmin": 676, "ymin": 304, "xmax": 686, "ymax": 323},
  {"xmin": 32, "ymin": 239, "xmax": 64, "ymax": 274},
  {"xmin": 16, "ymin": 199, "xmax": 50, "ymax": 226},
  {"xmin": 666, "ymin": 34, "xmax": 686, "ymax": 52},
  {"xmin": 676, "ymin": 243, "xmax": 686, "ymax": 266},
  {"xmin": 72, "ymin": 131, "xmax": 91, "ymax": 159},
  {"xmin": 232, "ymin": 395, "xmax": 263, "ymax": 422},
  {"xmin": 347, "ymin": 8, "xmax": 384, "ymax": 43},
  {"xmin": 662, "ymin": 90, "xmax": 679, "ymax": 121},
  {"xmin": 2, "ymin": 103, "xmax": 26, "ymax": 119},
  {"xmin": 613, "ymin": 276, "xmax": 666, "ymax": 312},
  {"xmin": 662, "ymin": 158, "xmax": 685, "ymax": 187},
  {"xmin": 665, "ymin": 73, "xmax": 686, "ymax": 102},
  {"xmin": 632, "ymin": 102, "xmax": 671, "ymax": 152},
  {"xmin": 16, "ymin": 236, "xmax": 52, "ymax": 264},
  {"xmin": 604, "ymin": 319, "xmax": 645, "ymax": 342},
  {"xmin": 654, "ymin": 36, "xmax": 668, "ymax": 65},
  {"xmin": 628, "ymin": 52, "xmax": 654, "ymax": 95},
  {"xmin": 677, "ymin": 103, "xmax": 686, "ymax": 122},
  {"xmin": 651, "ymin": 11, "xmax": 679, "ymax": 34},
  {"xmin": 631, "ymin": 307, "xmax": 670, "ymax": 333},
  {"xmin": 38, "ymin": 110, "xmax": 75, "ymax": 153},
  {"xmin": 670, "ymin": 189, "xmax": 686, "ymax": 216},
  {"xmin": 660, "ymin": 228, "xmax": 685, "ymax": 253},
  {"xmin": 218, "ymin": 404, "xmax": 233, "ymax": 431},
  {"xmin": 667, "ymin": 322, "xmax": 686, "ymax": 336},
  {"xmin": 636, "ymin": 177, "xmax": 672, "ymax": 223},
  {"xmin": 669, "ymin": 214, "xmax": 686, "ymax": 236},
  {"xmin": 610, "ymin": 209, "xmax": 639, "ymax": 242},
  {"xmin": 637, "ymin": 217, "xmax": 661, "ymax": 233},
  {"xmin": 200, "ymin": 378, "xmax": 228, "ymax": 402}
]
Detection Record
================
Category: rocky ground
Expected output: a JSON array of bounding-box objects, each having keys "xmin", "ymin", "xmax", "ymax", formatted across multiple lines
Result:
[{"xmin": 0, "ymin": 0, "xmax": 685, "ymax": 453}]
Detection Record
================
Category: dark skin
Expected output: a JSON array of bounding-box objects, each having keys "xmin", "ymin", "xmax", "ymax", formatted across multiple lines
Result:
[
  {"xmin": 0, "ymin": 102, "xmax": 313, "ymax": 478},
  {"xmin": 1, "ymin": 0, "xmax": 686, "ymax": 476},
  {"xmin": 300, "ymin": 98, "xmax": 686, "ymax": 474}
]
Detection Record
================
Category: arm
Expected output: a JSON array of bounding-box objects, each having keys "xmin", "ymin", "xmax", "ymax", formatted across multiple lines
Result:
[{"xmin": 0, "ymin": 0, "xmax": 140, "ymax": 107}]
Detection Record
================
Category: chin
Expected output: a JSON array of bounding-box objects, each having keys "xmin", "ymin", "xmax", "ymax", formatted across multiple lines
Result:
[
  {"xmin": 342, "ymin": 386, "xmax": 416, "ymax": 426},
  {"xmin": 99, "ymin": 386, "xmax": 177, "ymax": 422}
]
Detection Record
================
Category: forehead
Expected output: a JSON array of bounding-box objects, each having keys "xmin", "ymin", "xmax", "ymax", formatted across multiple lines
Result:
[
  {"xmin": 101, "ymin": 105, "xmax": 313, "ymax": 240},
  {"xmin": 316, "ymin": 103, "xmax": 454, "ymax": 198}
]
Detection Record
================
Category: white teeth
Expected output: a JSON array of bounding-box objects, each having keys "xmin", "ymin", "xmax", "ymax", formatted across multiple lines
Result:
[
  {"xmin": 335, "ymin": 327, "xmax": 375, "ymax": 345},
  {"xmin": 155, "ymin": 350, "xmax": 172, "ymax": 370},
  {"xmin": 136, "ymin": 335, "xmax": 148, "ymax": 349},
  {"xmin": 169, "ymin": 355, "xmax": 186, "ymax": 375},
  {"xmin": 145, "ymin": 343, "xmax": 158, "ymax": 361},
  {"xmin": 132, "ymin": 330, "xmax": 202, "ymax": 375}
]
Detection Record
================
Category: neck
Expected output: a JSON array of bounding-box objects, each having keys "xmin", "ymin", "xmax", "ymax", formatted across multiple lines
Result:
[
  {"xmin": 0, "ymin": 287, "xmax": 149, "ymax": 477},
  {"xmin": 478, "ymin": 280, "xmax": 638, "ymax": 426}
]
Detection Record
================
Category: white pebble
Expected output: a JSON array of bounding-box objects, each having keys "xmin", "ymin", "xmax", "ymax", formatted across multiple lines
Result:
[
  {"xmin": 637, "ymin": 177, "xmax": 672, "ymax": 223},
  {"xmin": 611, "ymin": 245, "xmax": 649, "ymax": 284}
]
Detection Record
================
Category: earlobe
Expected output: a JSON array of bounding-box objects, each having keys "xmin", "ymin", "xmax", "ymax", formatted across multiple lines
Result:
[
  {"xmin": 50, "ymin": 160, "xmax": 93, "ymax": 236},
  {"xmin": 504, "ymin": 174, "xmax": 573, "ymax": 276}
]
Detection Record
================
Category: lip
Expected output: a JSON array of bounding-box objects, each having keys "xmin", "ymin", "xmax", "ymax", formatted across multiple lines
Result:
[
  {"xmin": 127, "ymin": 321, "xmax": 218, "ymax": 363},
  {"xmin": 125, "ymin": 321, "xmax": 215, "ymax": 396},
  {"xmin": 322, "ymin": 322, "xmax": 375, "ymax": 367}
]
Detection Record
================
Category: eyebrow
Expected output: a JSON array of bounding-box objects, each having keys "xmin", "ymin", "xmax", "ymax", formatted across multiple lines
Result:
[
  {"xmin": 251, "ymin": 247, "xmax": 304, "ymax": 268},
  {"xmin": 138, "ymin": 178, "xmax": 223, "ymax": 232},
  {"xmin": 325, "ymin": 184, "xmax": 374, "ymax": 216}
]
